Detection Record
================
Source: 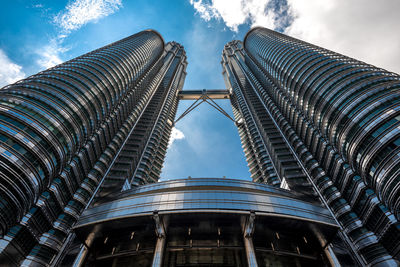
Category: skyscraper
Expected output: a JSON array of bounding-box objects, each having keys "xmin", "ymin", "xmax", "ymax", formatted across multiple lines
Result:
[
  {"xmin": 222, "ymin": 27, "xmax": 400, "ymax": 265},
  {"xmin": 0, "ymin": 30, "xmax": 187, "ymax": 266},
  {"xmin": 0, "ymin": 26, "xmax": 399, "ymax": 267}
]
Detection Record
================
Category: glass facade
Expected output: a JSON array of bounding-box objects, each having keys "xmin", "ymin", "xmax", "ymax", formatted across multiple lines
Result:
[
  {"xmin": 0, "ymin": 26, "xmax": 399, "ymax": 266},
  {"xmin": 222, "ymin": 27, "xmax": 400, "ymax": 265},
  {"xmin": 0, "ymin": 30, "xmax": 187, "ymax": 266},
  {"xmin": 73, "ymin": 178, "xmax": 338, "ymax": 267}
]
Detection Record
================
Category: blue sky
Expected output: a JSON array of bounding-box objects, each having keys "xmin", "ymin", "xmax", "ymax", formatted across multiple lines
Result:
[{"xmin": 1, "ymin": 0, "xmax": 400, "ymax": 181}]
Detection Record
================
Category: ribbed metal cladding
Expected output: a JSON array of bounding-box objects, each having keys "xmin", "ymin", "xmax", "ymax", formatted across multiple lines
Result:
[
  {"xmin": 91, "ymin": 41, "xmax": 187, "ymax": 203},
  {"xmin": 244, "ymin": 27, "xmax": 400, "ymax": 220},
  {"xmin": 222, "ymin": 41, "xmax": 318, "ymax": 201},
  {"xmin": 0, "ymin": 30, "xmax": 187, "ymax": 266},
  {"xmin": 0, "ymin": 30, "xmax": 164, "ymax": 237},
  {"xmin": 228, "ymin": 27, "xmax": 400, "ymax": 265},
  {"xmin": 13, "ymin": 41, "xmax": 186, "ymax": 267},
  {"xmin": 132, "ymin": 43, "xmax": 187, "ymax": 186}
]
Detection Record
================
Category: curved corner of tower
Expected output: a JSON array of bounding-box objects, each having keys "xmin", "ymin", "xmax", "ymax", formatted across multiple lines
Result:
[
  {"xmin": 143, "ymin": 29, "xmax": 165, "ymax": 45},
  {"xmin": 243, "ymin": 26, "xmax": 268, "ymax": 45}
]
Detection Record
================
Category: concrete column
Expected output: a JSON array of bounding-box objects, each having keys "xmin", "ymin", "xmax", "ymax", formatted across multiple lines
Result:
[
  {"xmin": 243, "ymin": 212, "xmax": 258, "ymax": 267},
  {"xmin": 151, "ymin": 212, "xmax": 167, "ymax": 267}
]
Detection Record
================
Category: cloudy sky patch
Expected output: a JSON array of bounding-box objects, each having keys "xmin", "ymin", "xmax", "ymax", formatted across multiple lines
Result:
[{"xmin": 54, "ymin": 0, "xmax": 123, "ymax": 33}]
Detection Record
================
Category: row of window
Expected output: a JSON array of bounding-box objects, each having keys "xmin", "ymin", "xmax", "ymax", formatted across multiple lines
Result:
[
  {"xmin": 237, "ymin": 31, "xmax": 398, "ymax": 264},
  {"xmin": 0, "ymin": 31, "xmax": 167, "ymax": 265},
  {"xmin": 244, "ymin": 28, "xmax": 400, "ymax": 224},
  {"xmin": 20, "ymin": 41, "xmax": 185, "ymax": 266},
  {"xmin": 255, "ymin": 55, "xmax": 400, "ymax": 258},
  {"xmin": 228, "ymin": 45, "xmax": 315, "ymax": 198},
  {"xmin": 135, "ymin": 53, "xmax": 186, "ymax": 185},
  {"xmin": 223, "ymin": 52, "xmax": 280, "ymax": 186}
]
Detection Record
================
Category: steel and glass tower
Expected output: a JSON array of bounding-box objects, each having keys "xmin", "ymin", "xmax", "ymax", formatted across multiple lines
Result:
[
  {"xmin": 222, "ymin": 27, "xmax": 400, "ymax": 265},
  {"xmin": 1, "ymin": 26, "xmax": 400, "ymax": 267},
  {"xmin": 0, "ymin": 30, "xmax": 187, "ymax": 266}
]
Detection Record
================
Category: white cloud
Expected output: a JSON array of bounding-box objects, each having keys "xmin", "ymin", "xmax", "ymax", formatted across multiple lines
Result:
[
  {"xmin": 190, "ymin": 0, "xmax": 276, "ymax": 32},
  {"xmin": 54, "ymin": 0, "xmax": 122, "ymax": 33},
  {"xmin": 36, "ymin": 38, "xmax": 70, "ymax": 69},
  {"xmin": 285, "ymin": 0, "xmax": 400, "ymax": 74},
  {"xmin": 35, "ymin": 0, "xmax": 123, "ymax": 70},
  {"xmin": 190, "ymin": 0, "xmax": 400, "ymax": 74},
  {"xmin": 0, "ymin": 50, "xmax": 25, "ymax": 87},
  {"xmin": 168, "ymin": 127, "xmax": 185, "ymax": 147}
]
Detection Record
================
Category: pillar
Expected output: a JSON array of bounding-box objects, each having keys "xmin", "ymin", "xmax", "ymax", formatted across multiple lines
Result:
[{"xmin": 243, "ymin": 212, "xmax": 258, "ymax": 267}]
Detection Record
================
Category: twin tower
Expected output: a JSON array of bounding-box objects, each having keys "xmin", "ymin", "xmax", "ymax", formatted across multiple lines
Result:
[{"xmin": 0, "ymin": 28, "xmax": 399, "ymax": 266}]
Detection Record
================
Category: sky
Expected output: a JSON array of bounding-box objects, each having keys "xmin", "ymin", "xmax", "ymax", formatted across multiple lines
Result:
[{"xmin": 1, "ymin": 0, "xmax": 400, "ymax": 181}]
